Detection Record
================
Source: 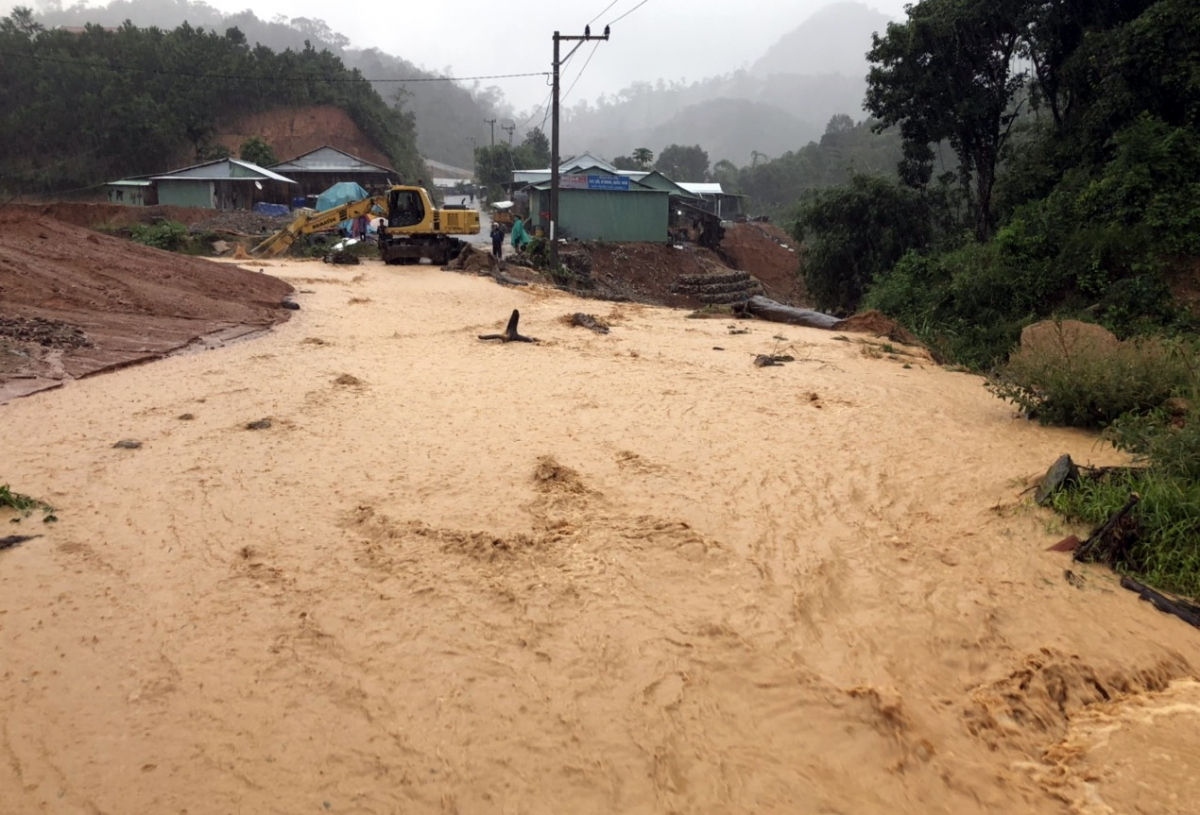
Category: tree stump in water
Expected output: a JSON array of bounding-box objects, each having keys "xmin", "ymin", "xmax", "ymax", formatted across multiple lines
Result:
[{"xmin": 478, "ymin": 309, "xmax": 538, "ymax": 343}]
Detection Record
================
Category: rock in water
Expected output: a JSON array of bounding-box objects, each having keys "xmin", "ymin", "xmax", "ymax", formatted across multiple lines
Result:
[{"xmin": 1036, "ymin": 454, "xmax": 1078, "ymax": 505}]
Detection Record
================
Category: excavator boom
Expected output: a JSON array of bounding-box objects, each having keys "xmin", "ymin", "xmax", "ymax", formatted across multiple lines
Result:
[{"xmin": 251, "ymin": 197, "xmax": 386, "ymax": 257}]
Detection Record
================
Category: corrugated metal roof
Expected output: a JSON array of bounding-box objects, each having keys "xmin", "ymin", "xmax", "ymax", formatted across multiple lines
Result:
[
  {"xmin": 679, "ymin": 182, "xmax": 725, "ymax": 195},
  {"xmin": 270, "ymin": 145, "xmax": 392, "ymax": 173},
  {"xmin": 512, "ymin": 153, "xmax": 619, "ymax": 185},
  {"xmin": 152, "ymin": 158, "xmax": 295, "ymax": 183}
]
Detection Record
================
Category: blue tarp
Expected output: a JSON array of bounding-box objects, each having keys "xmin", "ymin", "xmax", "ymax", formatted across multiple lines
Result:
[
  {"xmin": 315, "ymin": 181, "xmax": 371, "ymax": 234},
  {"xmin": 316, "ymin": 182, "xmax": 370, "ymax": 212},
  {"xmin": 253, "ymin": 202, "xmax": 290, "ymax": 217}
]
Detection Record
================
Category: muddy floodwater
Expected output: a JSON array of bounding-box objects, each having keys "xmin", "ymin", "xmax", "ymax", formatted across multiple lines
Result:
[{"xmin": 2, "ymin": 259, "xmax": 1198, "ymax": 814}]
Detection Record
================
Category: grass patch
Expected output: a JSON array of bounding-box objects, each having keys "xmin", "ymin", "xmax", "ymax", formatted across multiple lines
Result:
[
  {"xmin": 1051, "ymin": 467, "xmax": 1200, "ymax": 599},
  {"xmin": 0, "ymin": 483, "xmax": 57, "ymax": 523}
]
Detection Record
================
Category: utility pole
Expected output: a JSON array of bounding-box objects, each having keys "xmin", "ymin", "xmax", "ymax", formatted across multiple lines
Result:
[
  {"xmin": 484, "ymin": 118, "xmax": 497, "ymax": 147},
  {"xmin": 502, "ymin": 122, "xmax": 515, "ymax": 144},
  {"xmin": 551, "ymin": 25, "xmax": 609, "ymax": 273}
]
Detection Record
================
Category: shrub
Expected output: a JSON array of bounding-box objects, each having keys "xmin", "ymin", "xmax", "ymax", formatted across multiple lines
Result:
[
  {"xmin": 130, "ymin": 220, "xmax": 189, "ymax": 251},
  {"xmin": 988, "ymin": 331, "xmax": 1194, "ymax": 427}
]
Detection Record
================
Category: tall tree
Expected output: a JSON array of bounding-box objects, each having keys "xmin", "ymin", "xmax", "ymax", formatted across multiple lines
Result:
[
  {"xmin": 632, "ymin": 147, "xmax": 654, "ymax": 168},
  {"xmin": 239, "ymin": 136, "xmax": 277, "ymax": 167},
  {"xmin": 654, "ymin": 144, "xmax": 709, "ymax": 181},
  {"xmin": 866, "ymin": 0, "xmax": 1026, "ymax": 240},
  {"xmin": 517, "ymin": 127, "xmax": 550, "ymax": 168}
]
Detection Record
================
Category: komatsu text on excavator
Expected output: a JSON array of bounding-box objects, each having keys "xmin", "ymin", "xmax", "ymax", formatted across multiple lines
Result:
[{"xmin": 251, "ymin": 185, "xmax": 480, "ymax": 264}]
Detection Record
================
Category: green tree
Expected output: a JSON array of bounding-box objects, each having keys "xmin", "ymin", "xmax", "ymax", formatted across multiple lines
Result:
[
  {"xmin": 0, "ymin": 5, "xmax": 41, "ymax": 37},
  {"xmin": 515, "ymin": 127, "xmax": 550, "ymax": 168},
  {"xmin": 474, "ymin": 143, "xmax": 515, "ymax": 201},
  {"xmin": 866, "ymin": 0, "xmax": 1026, "ymax": 240},
  {"xmin": 239, "ymin": 136, "xmax": 276, "ymax": 166},
  {"xmin": 711, "ymin": 159, "xmax": 739, "ymax": 192},
  {"xmin": 654, "ymin": 144, "xmax": 708, "ymax": 181},
  {"xmin": 793, "ymin": 175, "xmax": 932, "ymax": 314},
  {"xmin": 632, "ymin": 147, "xmax": 654, "ymax": 168}
]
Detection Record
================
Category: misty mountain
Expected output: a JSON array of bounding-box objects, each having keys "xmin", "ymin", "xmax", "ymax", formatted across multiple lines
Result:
[
  {"xmin": 751, "ymin": 2, "xmax": 892, "ymax": 78},
  {"xmin": 560, "ymin": 2, "xmax": 894, "ymax": 167}
]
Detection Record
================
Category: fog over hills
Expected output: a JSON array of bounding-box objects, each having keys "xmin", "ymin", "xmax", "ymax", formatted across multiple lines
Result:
[
  {"xmin": 559, "ymin": 1, "xmax": 895, "ymax": 165},
  {"xmin": 12, "ymin": 0, "xmax": 897, "ymax": 170}
]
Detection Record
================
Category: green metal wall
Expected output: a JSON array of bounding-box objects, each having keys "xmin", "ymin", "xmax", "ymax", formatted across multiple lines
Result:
[
  {"xmin": 156, "ymin": 180, "xmax": 214, "ymax": 208},
  {"xmin": 529, "ymin": 188, "xmax": 667, "ymax": 242}
]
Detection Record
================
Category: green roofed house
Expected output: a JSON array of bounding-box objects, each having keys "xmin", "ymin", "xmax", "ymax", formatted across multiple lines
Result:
[{"xmin": 150, "ymin": 158, "xmax": 296, "ymax": 210}]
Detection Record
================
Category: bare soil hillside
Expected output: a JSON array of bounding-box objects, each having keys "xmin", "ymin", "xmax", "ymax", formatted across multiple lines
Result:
[{"xmin": 217, "ymin": 105, "xmax": 393, "ymax": 167}]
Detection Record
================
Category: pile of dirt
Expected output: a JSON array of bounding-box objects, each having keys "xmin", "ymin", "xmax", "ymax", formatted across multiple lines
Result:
[
  {"xmin": 0, "ymin": 207, "xmax": 295, "ymax": 401},
  {"xmin": 563, "ymin": 221, "xmax": 805, "ymax": 308},
  {"xmin": 834, "ymin": 309, "xmax": 923, "ymax": 346},
  {"xmin": 571, "ymin": 242, "xmax": 731, "ymax": 307},
  {"xmin": 719, "ymin": 220, "xmax": 806, "ymax": 303}
]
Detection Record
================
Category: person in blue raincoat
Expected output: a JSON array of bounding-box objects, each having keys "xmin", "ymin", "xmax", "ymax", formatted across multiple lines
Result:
[{"xmin": 510, "ymin": 217, "xmax": 531, "ymax": 252}]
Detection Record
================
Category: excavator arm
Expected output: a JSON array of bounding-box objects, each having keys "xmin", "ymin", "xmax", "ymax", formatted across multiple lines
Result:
[{"xmin": 251, "ymin": 196, "xmax": 386, "ymax": 257}]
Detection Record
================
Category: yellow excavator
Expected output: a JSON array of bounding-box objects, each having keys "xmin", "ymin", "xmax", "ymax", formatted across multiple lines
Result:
[{"xmin": 251, "ymin": 185, "xmax": 480, "ymax": 264}]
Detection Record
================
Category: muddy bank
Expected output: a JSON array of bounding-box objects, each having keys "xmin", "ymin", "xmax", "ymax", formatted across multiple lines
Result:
[{"xmin": 0, "ymin": 207, "xmax": 294, "ymax": 401}]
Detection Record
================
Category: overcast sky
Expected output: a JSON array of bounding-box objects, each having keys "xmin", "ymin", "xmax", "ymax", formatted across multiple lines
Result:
[{"xmin": 13, "ymin": 0, "xmax": 912, "ymax": 113}]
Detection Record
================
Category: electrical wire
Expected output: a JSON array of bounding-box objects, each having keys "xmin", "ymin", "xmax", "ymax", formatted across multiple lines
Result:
[
  {"xmin": 561, "ymin": 41, "xmax": 600, "ymax": 104},
  {"xmin": 607, "ymin": 0, "xmax": 650, "ymax": 26},
  {"xmin": 588, "ymin": 0, "xmax": 621, "ymax": 25},
  {"xmin": 0, "ymin": 51, "xmax": 548, "ymax": 83}
]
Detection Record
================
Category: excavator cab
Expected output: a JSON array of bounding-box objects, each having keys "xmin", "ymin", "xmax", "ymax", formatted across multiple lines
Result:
[{"xmin": 387, "ymin": 188, "xmax": 425, "ymax": 228}]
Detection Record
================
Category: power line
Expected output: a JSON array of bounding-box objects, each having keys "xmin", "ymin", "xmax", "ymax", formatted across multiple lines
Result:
[
  {"xmin": 562, "ymin": 42, "xmax": 601, "ymax": 103},
  {"xmin": 607, "ymin": 0, "xmax": 650, "ymax": 26},
  {"xmin": 0, "ymin": 51, "xmax": 548, "ymax": 83},
  {"xmin": 588, "ymin": 0, "xmax": 621, "ymax": 25}
]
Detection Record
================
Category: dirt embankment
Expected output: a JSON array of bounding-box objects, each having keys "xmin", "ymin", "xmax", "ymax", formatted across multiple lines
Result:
[
  {"xmin": 0, "ymin": 207, "xmax": 295, "ymax": 401},
  {"xmin": 217, "ymin": 105, "xmax": 393, "ymax": 168}
]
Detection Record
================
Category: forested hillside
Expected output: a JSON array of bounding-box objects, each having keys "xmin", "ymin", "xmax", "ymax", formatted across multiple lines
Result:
[
  {"xmin": 0, "ymin": 8, "xmax": 424, "ymax": 194},
  {"xmin": 794, "ymin": 0, "xmax": 1200, "ymax": 366},
  {"xmin": 5, "ymin": 0, "xmax": 504, "ymax": 174}
]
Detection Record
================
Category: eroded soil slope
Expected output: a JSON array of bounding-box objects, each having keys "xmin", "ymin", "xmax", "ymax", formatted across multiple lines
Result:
[{"xmin": 0, "ymin": 207, "xmax": 294, "ymax": 401}]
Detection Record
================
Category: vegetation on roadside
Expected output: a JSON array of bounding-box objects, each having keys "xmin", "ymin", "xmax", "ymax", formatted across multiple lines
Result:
[
  {"xmin": 988, "ymin": 334, "xmax": 1196, "ymax": 428},
  {"xmin": 0, "ymin": 483, "xmax": 57, "ymax": 523},
  {"xmin": 1048, "ymin": 399, "xmax": 1200, "ymax": 598},
  {"xmin": 790, "ymin": 0, "xmax": 1199, "ymax": 369},
  {"xmin": 990, "ymin": 331, "xmax": 1200, "ymax": 597}
]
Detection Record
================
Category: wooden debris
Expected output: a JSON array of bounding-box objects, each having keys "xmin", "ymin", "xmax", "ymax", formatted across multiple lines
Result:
[
  {"xmin": 1074, "ymin": 492, "xmax": 1141, "ymax": 564},
  {"xmin": 0, "ymin": 534, "xmax": 41, "ymax": 551},
  {"xmin": 753, "ymin": 354, "xmax": 795, "ymax": 367},
  {"xmin": 567, "ymin": 313, "xmax": 609, "ymax": 334},
  {"xmin": 1121, "ymin": 576, "xmax": 1200, "ymax": 629},
  {"xmin": 478, "ymin": 309, "xmax": 538, "ymax": 343}
]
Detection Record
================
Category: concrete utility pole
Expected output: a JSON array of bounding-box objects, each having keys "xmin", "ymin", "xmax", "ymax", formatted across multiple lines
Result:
[
  {"xmin": 551, "ymin": 25, "xmax": 609, "ymax": 272},
  {"xmin": 484, "ymin": 118, "xmax": 497, "ymax": 147},
  {"xmin": 502, "ymin": 122, "xmax": 515, "ymax": 144}
]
